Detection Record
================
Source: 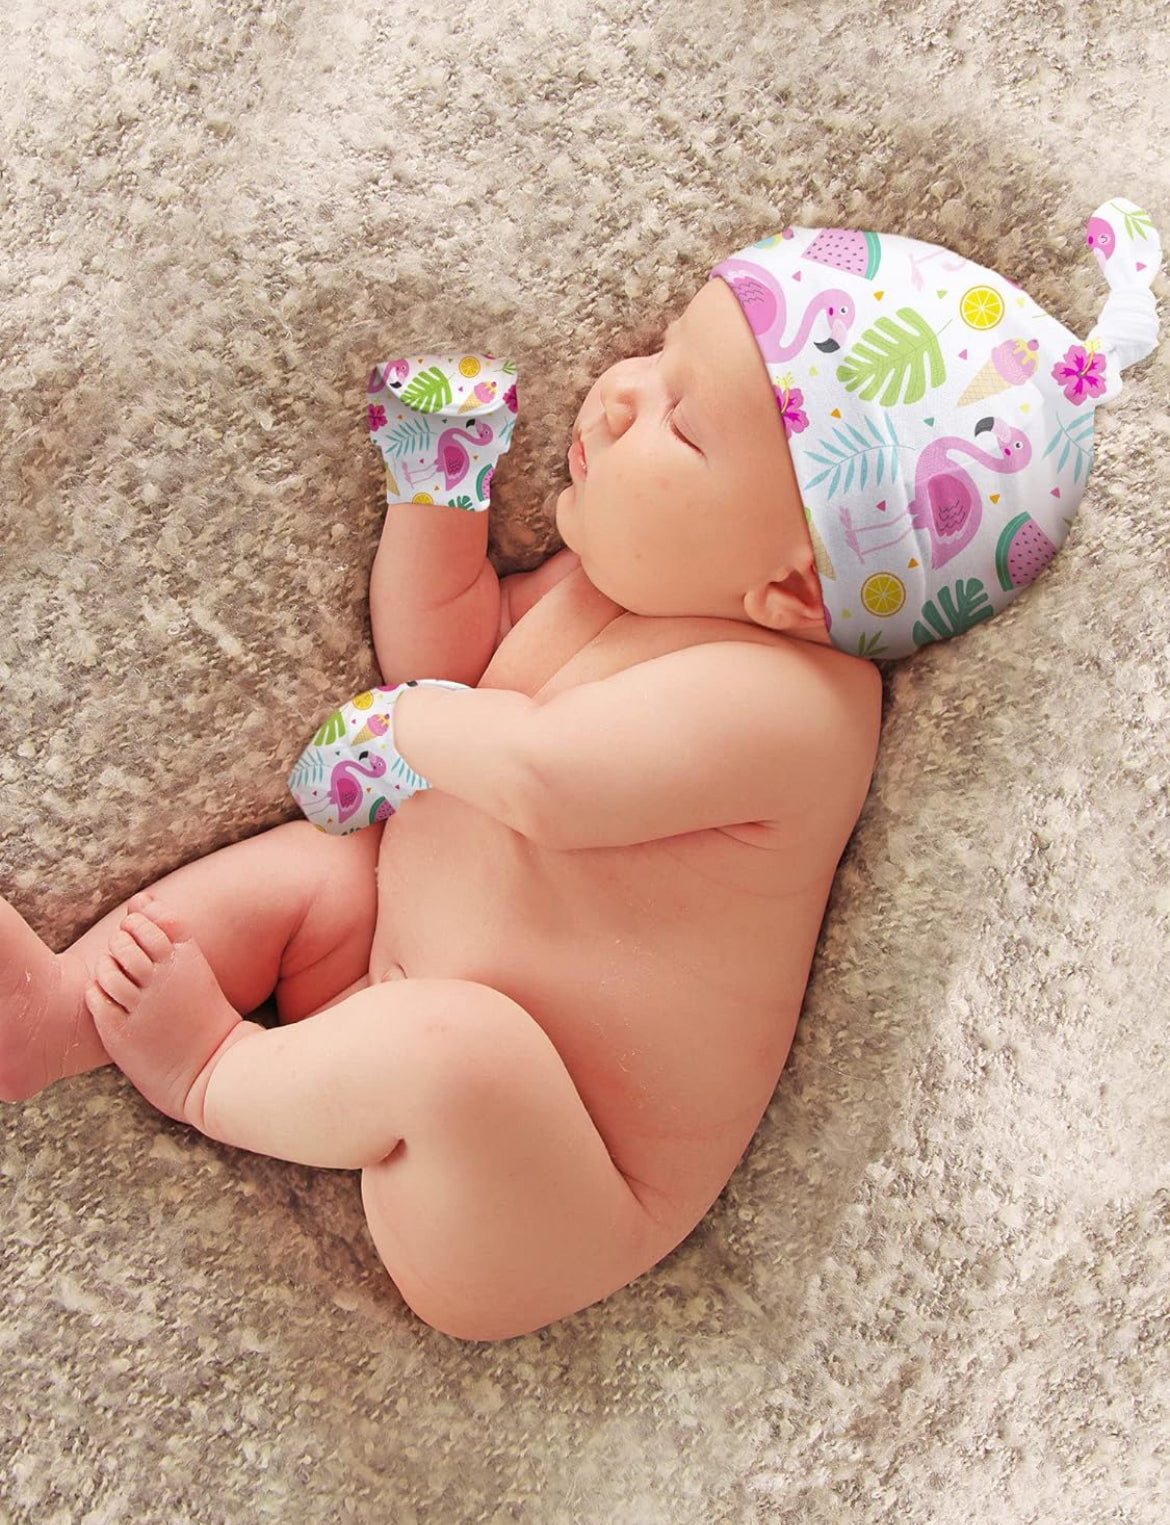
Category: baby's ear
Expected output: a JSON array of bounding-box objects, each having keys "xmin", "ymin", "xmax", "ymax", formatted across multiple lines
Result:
[{"xmin": 743, "ymin": 567, "xmax": 824, "ymax": 633}]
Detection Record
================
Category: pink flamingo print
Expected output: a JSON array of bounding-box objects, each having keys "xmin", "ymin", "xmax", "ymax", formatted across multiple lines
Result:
[
  {"xmin": 326, "ymin": 751, "xmax": 388, "ymax": 827},
  {"xmin": 716, "ymin": 260, "xmax": 856, "ymax": 362},
  {"xmin": 839, "ymin": 415, "xmax": 1032, "ymax": 569},
  {"xmin": 367, "ymin": 358, "xmax": 411, "ymax": 393},
  {"xmin": 1085, "ymin": 214, "xmax": 1117, "ymax": 269},
  {"xmin": 399, "ymin": 419, "xmax": 494, "ymax": 492}
]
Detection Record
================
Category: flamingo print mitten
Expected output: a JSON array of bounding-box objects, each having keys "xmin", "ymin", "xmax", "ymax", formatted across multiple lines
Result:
[
  {"xmin": 711, "ymin": 196, "xmax": 1162, "ymax": 660},
  {"xmin": 288, "ymin": 680, "xmax": 469, "ymax": 835},
  {"xmin": 366, "ymin": 350, "xmax": 518, "ymax": 511}
]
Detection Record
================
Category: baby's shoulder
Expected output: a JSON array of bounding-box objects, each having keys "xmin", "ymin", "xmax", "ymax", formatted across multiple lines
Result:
[{"xmin": 705, "ymin": 633, "xmax": 882, "ymax": 829}]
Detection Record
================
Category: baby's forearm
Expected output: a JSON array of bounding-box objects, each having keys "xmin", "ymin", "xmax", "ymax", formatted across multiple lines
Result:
[
  {"xmin": 392, "ymin": 683, "xmax": 543, "ymax": 838},
  {"xmin": 376, "ymin": 499, "xmax": 489, "ymax": 605},
  {"xmin": 370, "ymin": 503, "xmax": 499, "ymax": 685}
]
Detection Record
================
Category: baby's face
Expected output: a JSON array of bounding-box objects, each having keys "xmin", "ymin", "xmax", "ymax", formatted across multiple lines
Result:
[{"xmin": 556, "ymin": 276, "xmax": 827, "ymax": 640}]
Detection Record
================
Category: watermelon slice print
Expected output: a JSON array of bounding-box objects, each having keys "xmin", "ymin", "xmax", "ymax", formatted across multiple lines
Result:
[
  {"xmin": 996, "ymin": 513, "xmax": 1060, "ymax": 591},
  {"xmin": 803, "ymin": 229, "xmax": 882, "ymax": 280}
]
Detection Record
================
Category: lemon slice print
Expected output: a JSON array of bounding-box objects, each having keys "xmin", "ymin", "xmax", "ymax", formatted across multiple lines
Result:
[
  {"xmin": 861, "ymin": 571, "xmax": 906, "ymax": 617},
  {"xmin": 411, "ymin": 492, "xmax": 435, "ymax": 504},
  {"xmin": 458, "ymin": 356, "xmax": 481, "ymax": 378},
  {"xmin": 960, "ymin": 285, "xmax": 1005, "ymax": 330}
]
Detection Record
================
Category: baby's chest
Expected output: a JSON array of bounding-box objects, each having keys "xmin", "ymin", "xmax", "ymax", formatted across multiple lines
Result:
[{"xmin": 479, "ymin": 564, "xmax": 782, "ymax": 700}]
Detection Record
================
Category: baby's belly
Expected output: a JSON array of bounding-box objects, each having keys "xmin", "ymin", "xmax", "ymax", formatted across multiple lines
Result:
[{"xmin": 370, "ymin": 789, "xmax": 835, "ymax": 1213}]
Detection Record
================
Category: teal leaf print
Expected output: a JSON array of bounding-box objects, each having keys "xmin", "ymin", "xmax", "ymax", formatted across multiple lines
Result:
[
  {"xmin": 288, "ymin": 751, "xmax": 324, "ymax": 790},
  {"xmin": 836, "ymin": 307, "xmax": 947, "ymax": 407},
  {"xmin": 804, "ymin": 413, "xmax": 904, "ymax": 497},
  {"xmin": 379, "ymin": 417, "xmax": 433, "ymax": 458},
  {"xmin": 912, "ymin": 579, "xmax": 994, "ymax": 647},
  {"xmin": 1042, "ymin": 414, "xmax": 1094, "ymax": 484},
  {"xmin": 401, "ymin": 365, "xmax": 454, "ymax": 413}
]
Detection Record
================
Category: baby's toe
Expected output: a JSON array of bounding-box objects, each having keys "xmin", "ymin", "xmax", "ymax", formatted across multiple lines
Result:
[
  {"xmin": 120, "ymin": 909, "xmax": 177, "ymax": 965},
  {"xmin": 107, "ymin": 926, "xmax": 153, "ymax": 985},
  {"xmin": 92, "ymin": 953, "xmax": 138, "ymax": 1012},
  {"xmin": 84, "ymin": 977, "xmax": 126, "ymax": 1025},
  {"xmin": 133, "ymin": 898, "xmax": 193, "ymax": 951}
]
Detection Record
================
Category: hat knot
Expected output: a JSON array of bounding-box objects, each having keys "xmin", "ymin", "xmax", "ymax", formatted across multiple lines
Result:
[{"xmin": 1084, "ymin": 198, "xmax": 1162, "ymax": 405}]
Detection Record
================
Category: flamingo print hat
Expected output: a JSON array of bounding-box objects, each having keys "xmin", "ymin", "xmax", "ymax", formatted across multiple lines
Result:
[{"xmin": 710, "ymin": 197, "xmax": 1163, "ymax": 661}]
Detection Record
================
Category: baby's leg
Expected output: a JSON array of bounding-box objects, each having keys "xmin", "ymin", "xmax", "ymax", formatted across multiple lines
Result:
[
  {"xmin": 0, "ymin": 820, "xmax": 381, "ymax": 1102},
  {"xmin": 85, "ymin": 895, "xmax": 662, "ymax": 1342}
]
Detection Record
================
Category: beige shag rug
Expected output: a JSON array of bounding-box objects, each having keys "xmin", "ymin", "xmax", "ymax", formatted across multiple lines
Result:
[{"xmin": 2, "ymin": 1, "xmax": 1167, "ymax": 1520}]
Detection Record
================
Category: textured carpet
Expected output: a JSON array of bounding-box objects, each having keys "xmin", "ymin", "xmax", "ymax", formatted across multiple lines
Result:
[{"xmin": 2, "ymin": 1, "xmax": 1168, "ymax": 1521}]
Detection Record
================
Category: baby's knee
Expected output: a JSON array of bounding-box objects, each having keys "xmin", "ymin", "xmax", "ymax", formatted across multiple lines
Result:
[{"xmin": 274, "ymin": 819, "xmax": 383, "ymax": 1003}]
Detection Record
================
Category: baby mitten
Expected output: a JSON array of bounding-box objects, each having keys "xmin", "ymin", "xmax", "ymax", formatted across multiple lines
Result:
[
  {"xmin": 288, "ymin": 679, "xmax": 469, "ymax": 835},
  {"xmin": 366, "ymin": 351, "xmax": 518, "ymax": 511}
]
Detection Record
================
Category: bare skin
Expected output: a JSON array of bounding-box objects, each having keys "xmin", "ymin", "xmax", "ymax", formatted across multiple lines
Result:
[{"xmin": 0, "ymin": 276, "xmax": 881, "ymax": 1342}]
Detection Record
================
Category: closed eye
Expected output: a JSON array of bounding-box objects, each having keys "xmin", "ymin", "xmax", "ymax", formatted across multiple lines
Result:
[{"xmin": 669, "ymin": 406, "xmax": 701, "ymax": 453}]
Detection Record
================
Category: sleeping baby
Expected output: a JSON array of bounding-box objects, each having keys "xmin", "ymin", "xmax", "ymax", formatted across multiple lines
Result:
[{"xmin": 0, "ymin": 196, "xmax": 1160, "ymax": 1341}]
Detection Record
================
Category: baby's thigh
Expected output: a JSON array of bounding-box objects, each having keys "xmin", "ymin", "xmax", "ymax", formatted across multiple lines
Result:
[
  {"xmin": 273, "ymin": 820, "xmax": 384, "ymax": 1023},
  {"xmin": 358, "ymin": 979, "xmax": 662, "ymax": 1342}
]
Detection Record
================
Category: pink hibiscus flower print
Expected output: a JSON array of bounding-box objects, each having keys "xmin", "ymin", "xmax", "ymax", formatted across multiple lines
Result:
[
  {"xmin": 775, "ymin": 381, "xmax": 809, "ymax": 436},
  {"xmin": 368, "ymin": 402, "xmax": 388, "ymax": 431},
  {"xmin": 1051, "ymin": 343, "xmax": 1107, "ymax": 406}
]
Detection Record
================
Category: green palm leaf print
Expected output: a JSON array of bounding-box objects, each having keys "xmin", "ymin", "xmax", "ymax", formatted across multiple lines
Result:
[
  {"xmin": 311, "ymin": 708, "xmax": 347, "ymax": 747},
  {"xmin": 912, "ymin": 579, "xmax": 993, "ymax": 647},
  {"xmin": 401, "ymin": 366, "xmax": 454, "ymax": 413},
  {"xmin": 1110, "ymin": 202, "xmax": 1154, "ymax": 242},
  {"xmin": 836, "ymin": 307, "xmax": 946, "ymax": 407}
]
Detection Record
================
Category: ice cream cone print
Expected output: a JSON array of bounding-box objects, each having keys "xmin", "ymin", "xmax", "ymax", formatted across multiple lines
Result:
[
  {"xmin": 458, "ymin": 380, "xmax": 499, "ymax": 413},
  {"xmin": 958, "ymin": 337, "xmax": 1040, "ymax": 406},
  {"xmin": 352, "ymin": 713, "xmax": 391, "ymax": 745},
  {"xmin": 806, "ymin": 510, "xmax": 836, "ymax": 582}
]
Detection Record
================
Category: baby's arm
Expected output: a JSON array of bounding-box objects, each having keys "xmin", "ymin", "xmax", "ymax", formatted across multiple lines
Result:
[
  {"xmin": 369, "ymin": 504, "xmax": 579, "ymax": 688},
  {"xmin": 370, "ymin": 501, "xmax": 501, "ymax": 688},
  {"xmin": 510, "ymin": 641, "xmax": 847, "ymax": 849},
  {"xmin": 390, "ymin": 683, "xmax": 544, "ymax": 837}
]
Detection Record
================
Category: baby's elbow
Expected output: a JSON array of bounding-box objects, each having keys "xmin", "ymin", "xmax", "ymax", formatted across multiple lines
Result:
[{"xmin": 516, "ymin": 769, "xmax": 567, "ymax": 849}]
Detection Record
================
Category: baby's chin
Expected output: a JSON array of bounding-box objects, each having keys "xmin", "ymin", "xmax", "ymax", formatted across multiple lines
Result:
[{"xmin": 553, "ymin": 482, "xmax": 576, "ymax": 539}]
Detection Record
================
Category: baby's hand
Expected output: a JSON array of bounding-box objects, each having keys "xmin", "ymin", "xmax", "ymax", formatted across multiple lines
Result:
[
  {"xmin": 287, "ymin": 679, "xmax": 469, "ymax": 835},
  {"xmin": 366, "ymin": 351, "xmax": 518, "ymax": 512}
]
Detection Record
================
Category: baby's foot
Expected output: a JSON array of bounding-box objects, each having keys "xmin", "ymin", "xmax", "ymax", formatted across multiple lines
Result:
[
  {"xmin": 85, "ymin": 892, "xmax": 247, "ymax": 1126},
  {"xmin": 0, "ymin": 894, "xmax": 82, "ymax": 1102}
]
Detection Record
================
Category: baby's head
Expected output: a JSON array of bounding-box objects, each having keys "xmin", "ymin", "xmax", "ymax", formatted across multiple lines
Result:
[
  {"xmin": 560, "ymin": 196, "xmax": 1162, "ymax": 662},
  {"xmin": 557, "ymin": 275, "xmax": 829, "ymax": 644}
]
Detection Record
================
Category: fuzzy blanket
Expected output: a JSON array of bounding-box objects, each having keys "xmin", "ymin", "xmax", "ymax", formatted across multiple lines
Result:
[{"xmin": 2, "ymin": 1, "xmax": 1167, "ymax": 1521}]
